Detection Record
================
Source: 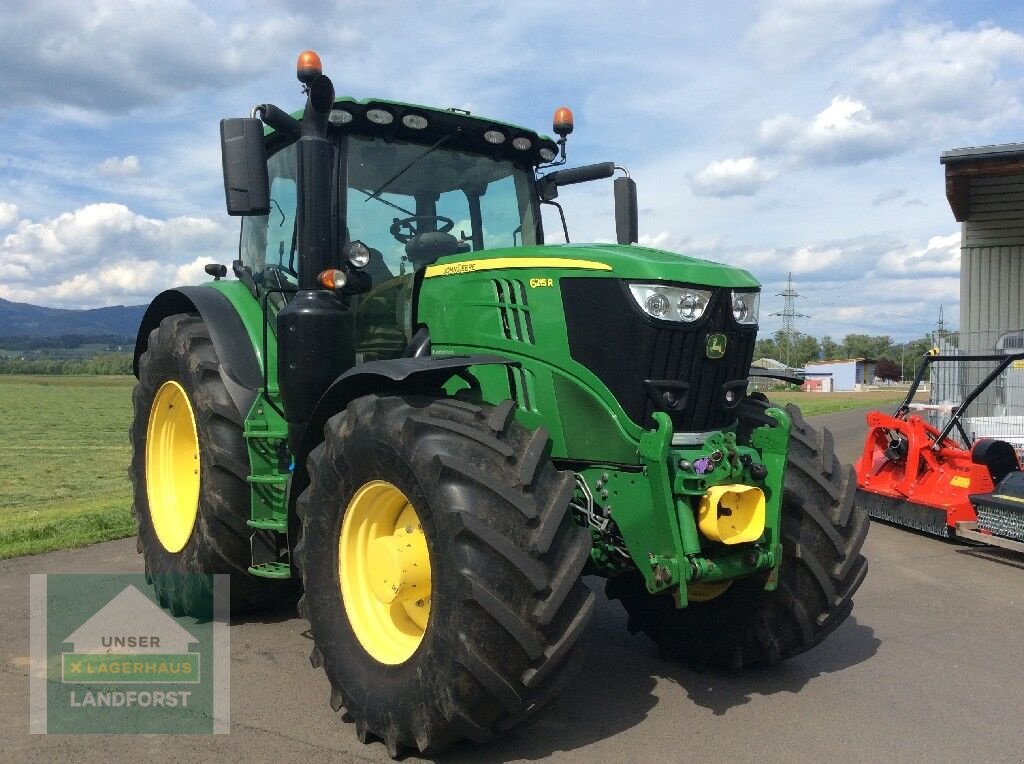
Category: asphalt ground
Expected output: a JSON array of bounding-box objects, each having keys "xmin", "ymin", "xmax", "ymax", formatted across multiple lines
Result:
[{"xmin": 3, "ymin": 407, "xmax": 1024, "ymax": 762}]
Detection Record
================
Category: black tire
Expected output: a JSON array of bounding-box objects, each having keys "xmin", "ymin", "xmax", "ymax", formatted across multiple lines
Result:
[
  {"xmin": 130, "ymin": 313, "xmax": 297, "ymax": 616},
  {"xmin": 606, "ymin": 402, "xmax": 869, "ymax": 669},
  {"xmin": 295, "ymin": 394, "xmax": 594, "ymax": 756}
]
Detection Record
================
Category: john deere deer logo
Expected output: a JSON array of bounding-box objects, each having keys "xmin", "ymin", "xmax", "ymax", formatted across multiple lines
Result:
[{"xmin": 706, "ymin": 333, "xmax": 727, "ymax": 359}]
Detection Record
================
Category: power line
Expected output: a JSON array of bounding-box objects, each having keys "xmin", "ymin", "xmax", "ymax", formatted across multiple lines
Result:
[{"xmin": 796, "ymin": 292, "xmax": 942, "ymax": 327}]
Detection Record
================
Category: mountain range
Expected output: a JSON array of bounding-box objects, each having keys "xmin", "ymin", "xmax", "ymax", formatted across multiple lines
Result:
[{"xmin": 0, "ymin": 297, "xmax": 146, "ymax": 339}]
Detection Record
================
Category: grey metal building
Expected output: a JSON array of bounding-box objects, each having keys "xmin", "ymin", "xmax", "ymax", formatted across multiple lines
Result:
[
  {"xmin": 942, "ymin": 143, "xmax": 1024, "ymax": 347},
  {"xmin": 936, "ymin": 145, "xmax": 1024, "ymax": 450}
]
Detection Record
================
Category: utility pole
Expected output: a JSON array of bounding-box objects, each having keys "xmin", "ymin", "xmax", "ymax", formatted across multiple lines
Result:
[
  {"xmin": 931, "ymin": 304, "xmax": 946, "ymax": 350},
  {"xmin": 770, "ymin": 272, "xmax": 809, "ymax": 367}
]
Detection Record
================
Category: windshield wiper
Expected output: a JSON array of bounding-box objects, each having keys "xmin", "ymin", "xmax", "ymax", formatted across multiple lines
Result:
[
  {"xmin": 355, "ymin": 188, "xmax": 415, "ymax": 217},
  {"xmin": 365, "ymin": 135, "xmax": 450, "ymax": 204}
]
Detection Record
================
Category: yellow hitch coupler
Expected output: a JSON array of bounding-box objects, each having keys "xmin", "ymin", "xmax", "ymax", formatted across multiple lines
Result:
[{"xmin": 698, "ymin": 484, "xmax": 766, "ymax": 545}]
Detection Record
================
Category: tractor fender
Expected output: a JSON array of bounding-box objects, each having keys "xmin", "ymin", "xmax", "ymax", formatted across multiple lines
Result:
[
  {"xmin": 134, "ymin": 287, "xmax": 263, "ymax": 418},
  {"xmin": 295, "ymin": 353, "xmax": 517, "ymax": 468},
  {"xmin": 289, "ymin": 354, "xmax": 518, "ymax": 520}
]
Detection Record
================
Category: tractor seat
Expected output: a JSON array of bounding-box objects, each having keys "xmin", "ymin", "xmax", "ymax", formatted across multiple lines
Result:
[
  {"xmin": 405, "ymin": 232, "xmax": 470, "ymax": 267},
  {"xmin": 971, "ymin": 438, "xmax": 1020, "ymax": 485}
]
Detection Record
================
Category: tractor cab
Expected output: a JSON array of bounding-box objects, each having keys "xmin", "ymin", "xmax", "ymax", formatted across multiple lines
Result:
[{"xmin": 236, "ymin": 101, "xmax": 558, "ymax": 362}]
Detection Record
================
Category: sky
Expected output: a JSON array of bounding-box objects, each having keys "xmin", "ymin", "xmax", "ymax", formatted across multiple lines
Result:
[{"xmin": 1, "ymin": 0, "xmax": 1023, "ymax": 341}]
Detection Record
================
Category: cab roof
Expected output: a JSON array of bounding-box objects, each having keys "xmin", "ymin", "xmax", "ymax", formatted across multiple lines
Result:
[{"xmin": 266, "ymin": 96, "xmax": 558, "ymax": 168}]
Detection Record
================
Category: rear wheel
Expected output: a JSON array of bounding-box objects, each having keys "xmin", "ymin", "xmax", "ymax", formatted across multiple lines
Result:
[
  {"xmin": 296, "ymin": 394, "xmax": 594, "ymax": 756},
  {"xmin": 607, "ymin": 403, "xmax": 869, "ymax": 668},
  {"xmin": 130, "ymin": 313, "xmax": 296, "ymax": 616}
]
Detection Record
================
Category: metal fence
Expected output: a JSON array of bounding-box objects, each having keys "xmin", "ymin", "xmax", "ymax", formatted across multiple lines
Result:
[{"xmin": 923, "ymin": 328, "xmax": 1024, "ymax": 453}]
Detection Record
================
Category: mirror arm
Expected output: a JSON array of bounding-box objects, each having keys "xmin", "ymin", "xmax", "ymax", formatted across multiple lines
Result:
[{"xmin": 252, "ymin": 104, "xmax": 301, "ymax": 140}]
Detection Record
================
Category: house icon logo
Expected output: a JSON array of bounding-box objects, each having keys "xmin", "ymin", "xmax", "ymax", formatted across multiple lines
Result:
[
  {"xmin": 31, "ymin": 573, "xmax": 230, "ymax": 735},
  {"xmin": 61, "ymin": 585, "xmax": 200, "ymax": 684}
]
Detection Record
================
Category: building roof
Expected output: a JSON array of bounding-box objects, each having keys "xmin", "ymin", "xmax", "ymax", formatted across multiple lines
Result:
[
  {"xmin": 941, "ymin": 143, "xmax": 1024, "ymax": 165},
  {"xmin": 942, "ymin": 142, "xmax": 1024, "ymax": 221},
  {"xmin": 803, "ymin": 358, "xmax": 873, "ymax": 366}
]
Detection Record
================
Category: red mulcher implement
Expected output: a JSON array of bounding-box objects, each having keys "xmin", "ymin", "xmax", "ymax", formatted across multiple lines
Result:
[{"xmin": 855, "ymin": 351, "xmax": 1024, "ymax": 553}]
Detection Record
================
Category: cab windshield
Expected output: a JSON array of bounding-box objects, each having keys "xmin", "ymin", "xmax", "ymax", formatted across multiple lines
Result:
[{"xmin": 345, "ymin": 135, "xmax": 541, "ymax": 281}]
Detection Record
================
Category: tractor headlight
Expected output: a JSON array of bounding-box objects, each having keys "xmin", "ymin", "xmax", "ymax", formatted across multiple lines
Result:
[
  {"xmin": 343, "ymin": 240, "xmax": 371, "ymax": 269},
  {"xmin": 731, "ymin": 290, "xmax": 759, "ymax": 325},
  {"xmin": 629, "ymin": 284, "xmax": 712, "ymax": 323}
]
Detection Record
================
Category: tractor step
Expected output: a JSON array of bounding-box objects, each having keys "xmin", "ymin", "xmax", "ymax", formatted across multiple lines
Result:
[
  {"xmin": 243, "ymin": 429, "xmax": 288, "ymax": 440},
  {"xmin": 247, "ymin": 518, "xmax": 288, "ymax": 532},
  {"xmin": 248, "ymin": 561, "xmax": 292, "ymax": 579},
  {"xmin": 247, "ymin": 474, "xmax": 289, "ymax": 485}
]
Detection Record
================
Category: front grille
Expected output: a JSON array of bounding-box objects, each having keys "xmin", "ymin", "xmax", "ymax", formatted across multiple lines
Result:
[
  {"xmin": 492, "ymin": 278, "xmax": 535, "ymax": 344},
  {"xmin": 561, "ymin": 278, "xmax": 756, "ymax": 431}
]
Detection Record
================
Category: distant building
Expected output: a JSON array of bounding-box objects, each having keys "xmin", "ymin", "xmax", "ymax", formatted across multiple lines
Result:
[
  {"xmin": 802, "ymin": 359, "xmax": 876, "ymax": 392},
  {"xmin": 801, "ymin": 375, "xmax": 832, "ymax": 393}
]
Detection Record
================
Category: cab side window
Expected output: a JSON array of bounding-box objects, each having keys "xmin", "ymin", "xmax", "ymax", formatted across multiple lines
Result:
[{"xmin": 240, "ymin": 142, "xmax": 298, "ymax": 279}]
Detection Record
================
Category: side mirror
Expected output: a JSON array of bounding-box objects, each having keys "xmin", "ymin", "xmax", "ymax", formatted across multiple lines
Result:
[
  {"xmin": 220, "ymin": 118, "xmax": 270, "ymax": 216},
  {"xmin": 614, "ymin": 176, "xmax": 638, "ymax": 245}
]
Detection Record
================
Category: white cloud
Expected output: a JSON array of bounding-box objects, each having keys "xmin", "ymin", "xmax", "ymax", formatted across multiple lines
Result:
[
  {"xmin": 0, "ymin": 1, "xmax": 326, "ymax": 114},
  {"xmin": 753, "ymin": 21, "xmax": 1024, "ymax": 169},
  {"xmin": 876, "ymin": 232, "xmax": 961, "ymax": 277},
  {"xmin": 759, "ymin": 96, "xmax": 904, "ymax": 165},
  {"xmin": 872, "ymin": 189, "xmax": 906, "ymax": 206},
  {"xmin": 790, "ymin": 245, "xmax": 843, "ymax": 274},
  {"xmin": 726, "ymin": 230, "xmax": 963, "ymax": 340},
  {"xmin": 173, "ymin": 255, "xmax": 212, "ymax": 286},
  {"xmin": 96, "ymin": 155, "xmax": 141, "ymax": 177},
  {"xmin": 0, "ymin": 203, "xmax": 233, "ymax": 307},
  {"xmin": 0, "ymin": 202, "xmax": 18, "ymax": 228},
  {"xmin": 690, "ymin": 157, "xmax": 777, "ymax": 197},
  {"xmin": 853, "ymin": 22, "xmax": 1024, "ymax": 125},
  {"xmin": 746, "ymin": 0, "xmax": 891, "ymax": 68}
]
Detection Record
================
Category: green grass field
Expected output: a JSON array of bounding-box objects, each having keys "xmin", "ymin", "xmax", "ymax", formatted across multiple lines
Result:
[
  {"xmin": 0, "ymin": 376, "xmax": 911, "ymax": 558},
  {"xmin": 0, "ymin": 376, "xmax": 136, "ymax": 558},
  {"xmin": 766, "ymin": 389, "xmax": 910, "ymax": 417}
]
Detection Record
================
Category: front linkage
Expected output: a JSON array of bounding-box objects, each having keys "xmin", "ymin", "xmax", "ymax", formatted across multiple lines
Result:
[{"xmin": 574, "ymin": 407, "xmax": 790, "ymax": 606}]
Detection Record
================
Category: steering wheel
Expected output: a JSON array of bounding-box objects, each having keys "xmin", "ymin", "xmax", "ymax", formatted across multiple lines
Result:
[{"xmin": 389, "ymin": 215, "xmax": 455, "ymax": 244}]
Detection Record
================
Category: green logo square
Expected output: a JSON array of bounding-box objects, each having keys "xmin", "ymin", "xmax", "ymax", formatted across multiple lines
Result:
[
  {"xmin": 706, "ymin": 333, "xmax": 728, "ymax": 359},
  {"xmin": 30, "ymin": 573, "xmax": 229, "ymax": 734}
]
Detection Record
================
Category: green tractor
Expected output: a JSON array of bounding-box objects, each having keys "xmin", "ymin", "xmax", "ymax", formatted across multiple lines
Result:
[{"xmin": 131, "ymin": 51, "xmax": 868, "ymax": 755}]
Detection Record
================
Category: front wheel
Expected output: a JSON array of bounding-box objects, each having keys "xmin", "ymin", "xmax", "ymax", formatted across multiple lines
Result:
[
  {"xmin": 607, "ymin": 403, "xmax": 869, "ymax": 668},
  {"xmin": 296, "ymin": 394, "xmax": 594, "ymax": 756},
  {"xmin": 130, "ymin": 313, "xmax": 296, "ymax": 616}
]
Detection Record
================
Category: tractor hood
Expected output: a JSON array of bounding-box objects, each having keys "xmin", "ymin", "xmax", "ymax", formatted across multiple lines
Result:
[{"xmin": 424, "ymin": 243, "xmax": 761, "ymax": 289}]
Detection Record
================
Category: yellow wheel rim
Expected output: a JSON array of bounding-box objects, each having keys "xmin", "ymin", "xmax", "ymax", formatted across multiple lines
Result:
[
  {"xmin": 145, "ymin": 380, "xmax": 200, "ymax": 554},
  {"xmin": 687, "ymin": 580, "xmax": 732, "ymax": 603},
  {"xmin": 339, "ymin": 480, "xmax": 431, "ymax": 665}
]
